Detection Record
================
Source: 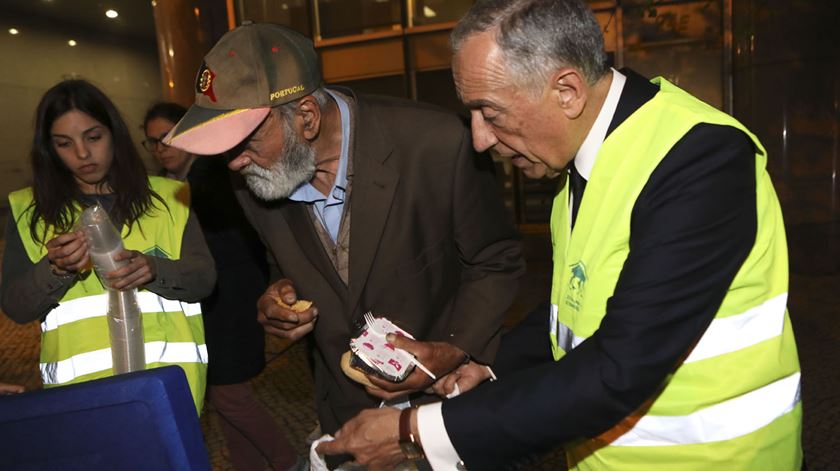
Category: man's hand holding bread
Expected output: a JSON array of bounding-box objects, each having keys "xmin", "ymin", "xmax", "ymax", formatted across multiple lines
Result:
[{"xmin": 256, "ymin": 278, "xmax": 317, "ymax": 341}]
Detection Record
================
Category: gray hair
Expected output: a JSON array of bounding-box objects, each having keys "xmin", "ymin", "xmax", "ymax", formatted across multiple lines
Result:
[
  {"xmin": 451, "ymin": 0, "xmax": 608, "ymax": 91},
  {"xmin": 274, "ymin": 87, "xmax": 331, "ymax": 121}
]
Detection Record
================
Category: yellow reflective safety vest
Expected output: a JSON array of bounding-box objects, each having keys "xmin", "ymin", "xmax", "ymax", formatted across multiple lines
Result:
[
  {"xmin": 549, "ymin": 78, "xmax": 801, "ymax": 469},
  {"xmin": 8, "ymin": 177, "xmax": 207, "ymax": 413}
]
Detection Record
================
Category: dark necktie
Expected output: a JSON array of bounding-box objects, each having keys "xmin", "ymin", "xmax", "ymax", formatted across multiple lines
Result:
[{"xmin": 569, "ymin": 164, "xmax": 587, "ymax": 228}]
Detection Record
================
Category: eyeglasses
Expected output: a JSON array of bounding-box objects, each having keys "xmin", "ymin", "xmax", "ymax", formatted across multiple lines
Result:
[{"xmin": 142, "ymin": 136, "xmax": 170, "ymax": 153}]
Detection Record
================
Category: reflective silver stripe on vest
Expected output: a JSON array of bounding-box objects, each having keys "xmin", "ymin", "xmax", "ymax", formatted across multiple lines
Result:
[
  {"xmin": 550, "ymin": 303, "xmax": 585, "ymax": 352},
  {"xmin": 684, "ymin": 293, "xmax": 787, "ymax": 363},
  {"xmin": 610, "ymin": 372, "xmax": 800, "ymax": 446},
  {"xmin": 40, "ymin": 342, "xmax": 208, "ymax": 385},
  {"xmin": 41, "ymin": 291, "xmax": 202, "ymax": 333},
  {"xmin": 552, "ymin": 292, "xmax": 788, "ymax": 361}
]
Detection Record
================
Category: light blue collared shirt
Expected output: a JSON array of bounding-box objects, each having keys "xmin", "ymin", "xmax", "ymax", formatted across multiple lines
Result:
[{"xmin": 288, "ymin": 89, "xmax": 351, "ymax": 243}]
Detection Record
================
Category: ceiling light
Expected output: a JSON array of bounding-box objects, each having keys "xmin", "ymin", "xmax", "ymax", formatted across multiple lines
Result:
[
  {"xmin": 106, "ymin": 9, "xmax": 119, "ymax": 19},
  {"xmin": 423, "ymin": 6, "xmax": 437, "ymax": 18},
  {"xmin": 68, "ymin": 39, "xmax": 77, "ymax": 46},
  {"xmin": 9, "ymin": 28, "xmax": 19, "ymax": 35}
]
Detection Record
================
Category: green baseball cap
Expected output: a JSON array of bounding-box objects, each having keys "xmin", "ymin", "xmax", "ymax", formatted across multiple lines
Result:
[{"xmin": 164, "ymin": 22, "xmax": 322, "ymax": 155}]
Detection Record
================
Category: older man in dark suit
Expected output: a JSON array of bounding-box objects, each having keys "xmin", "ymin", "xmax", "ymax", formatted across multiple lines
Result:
[
  {"xmin": 165, "ymin": 21, "xmax": 525, "ymax": 445},
  {"xmin": 319, "ymin": 1, "xmax": 802, "ymax": 470}
]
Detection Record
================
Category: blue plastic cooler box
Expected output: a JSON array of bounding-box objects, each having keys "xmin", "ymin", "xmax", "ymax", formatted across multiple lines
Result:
[{"xmin": 0, "ymin": 365, "xmax": 210, "ymax": 470}]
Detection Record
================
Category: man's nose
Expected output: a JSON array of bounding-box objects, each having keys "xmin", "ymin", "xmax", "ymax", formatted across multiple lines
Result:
[
  {"xmin": 227, "ymin": 153, "xmax": 250, "ymax": 171},
  {"xmin": 470, "ymin": 112, "xmax": 498, "ymax": 153}
]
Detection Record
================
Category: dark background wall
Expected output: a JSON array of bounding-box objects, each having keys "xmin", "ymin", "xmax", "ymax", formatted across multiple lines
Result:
[{"xmin": 733, "ymin": 0, "xmax": 840, "ymax": 275}]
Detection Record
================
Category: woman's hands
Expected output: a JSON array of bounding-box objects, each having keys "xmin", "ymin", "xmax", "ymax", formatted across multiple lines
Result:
[
  {"xmin": 104, "ymin": 250, "xmax": 157, "ymax": 290},
  {"xmin": 45, "ymin": 231, "xmax": 89, "ymax": 276},
  {"xmin": 45, "ymin": 232, "xmax": 156, "ymax": 289},
  {"xmin": 0, "ymin": 382, "xmax": 24, "ymax": 395}
]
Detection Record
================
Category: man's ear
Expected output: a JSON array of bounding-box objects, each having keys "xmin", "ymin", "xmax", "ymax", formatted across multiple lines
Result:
[
  {"xmin": 296, "ymin": 95, "xmax": 322, "ymax": 140},
  {"xmin": 552, "ymin": 68, "xmax": 587, "ymax": 120}
]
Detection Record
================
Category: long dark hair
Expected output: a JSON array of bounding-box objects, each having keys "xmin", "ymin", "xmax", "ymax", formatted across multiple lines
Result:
[{"xmin": 27, "ymin": 79, "xmax": 165, "ymax": 244}]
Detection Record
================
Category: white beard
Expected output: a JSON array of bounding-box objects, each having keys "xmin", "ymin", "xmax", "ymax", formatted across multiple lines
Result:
[{"xmin": 241, "ymin": 120, "xmax": 316, "ymax": 201}]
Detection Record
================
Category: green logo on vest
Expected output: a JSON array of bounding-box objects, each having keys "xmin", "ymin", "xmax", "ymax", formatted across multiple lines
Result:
[
  {"xmin": 565, "ymin": 261, "xmax": 587, "ymax": 311},
  {"xmin": 144, "ymin": 246, "xmax": 172, "ymax": 260}
]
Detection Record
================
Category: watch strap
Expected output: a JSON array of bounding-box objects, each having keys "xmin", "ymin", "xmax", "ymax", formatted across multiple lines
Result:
[
  {"xmin": 399, "ymin": 406, "xmax": 425, "ymax": 460},
  {"xmin": 399, "ymin": 406, "xmax": 415, "ymax": 443}
]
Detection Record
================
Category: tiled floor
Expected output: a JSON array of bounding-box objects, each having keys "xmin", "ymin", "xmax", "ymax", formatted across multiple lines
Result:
[{"xmin": 1, "ymin": 234, "xmax": 837, "ymax": 470}]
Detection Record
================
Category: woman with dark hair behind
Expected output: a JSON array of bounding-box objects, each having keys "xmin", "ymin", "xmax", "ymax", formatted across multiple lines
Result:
[
  {"xmin": 143, "ymin": 102, "xmax": 300, "ymax": 470},
  {"xmin": 0, "ymin": 79, "xmax": 215, "ymax": 412},
  {"xmin": 143, "ymin": 103, "xmax": 195, "ymax": 180}
]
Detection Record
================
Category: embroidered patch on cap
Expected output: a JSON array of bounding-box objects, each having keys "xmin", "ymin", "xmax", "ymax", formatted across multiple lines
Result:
[{"xmin": 196, "ymin": 62, "xmax": 217, "ymax": 103}]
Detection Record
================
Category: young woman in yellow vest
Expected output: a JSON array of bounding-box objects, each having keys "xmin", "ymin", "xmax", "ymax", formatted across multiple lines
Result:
[{"xmin": 0, "ymin": 79, "xmax": 215, "ymax": 412}]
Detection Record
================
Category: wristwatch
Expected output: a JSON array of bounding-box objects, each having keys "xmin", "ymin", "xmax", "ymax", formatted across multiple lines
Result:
[{"xmin": 399, "ymin": 406, "xmax": 425, "ymax": 461}]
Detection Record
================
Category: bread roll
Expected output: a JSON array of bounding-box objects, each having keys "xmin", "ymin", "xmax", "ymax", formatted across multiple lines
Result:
[
  {"xmin": 340, "ymin": 351, "xmax": 383, "ymax": 390},
  {"xmin": 272, "ymin": 296, "xmax": 312, "ymax": 312}
]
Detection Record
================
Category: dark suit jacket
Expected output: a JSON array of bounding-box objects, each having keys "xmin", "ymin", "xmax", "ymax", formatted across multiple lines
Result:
[
  {"xmin": 235, "ymin": 89, "xmax": 525, "ymax": 433},
  {"xmin": 441, "ymin": 70, "xmax": 759, "ymax": 469}
]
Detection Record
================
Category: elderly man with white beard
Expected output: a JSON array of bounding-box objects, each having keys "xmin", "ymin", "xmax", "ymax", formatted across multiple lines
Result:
[{"xmin": 165, "ymin": 21, "xmax": 525, "ymax": 467}]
